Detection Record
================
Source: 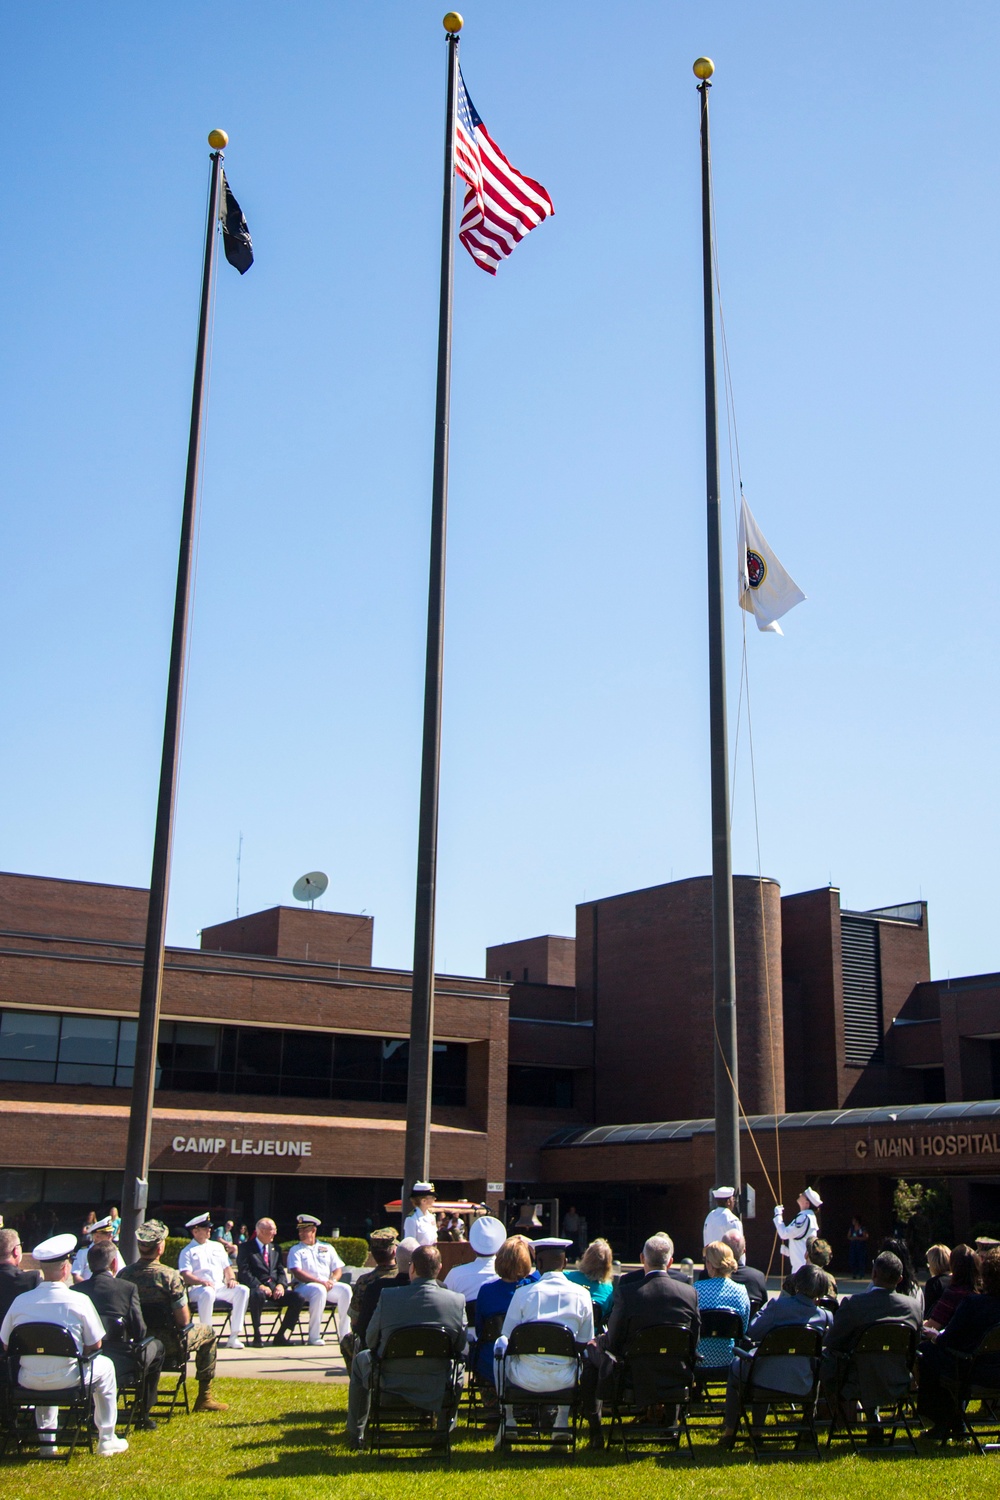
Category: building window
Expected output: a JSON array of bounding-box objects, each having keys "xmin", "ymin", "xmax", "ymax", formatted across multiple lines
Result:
[
  {"xmin": 507, "ymin": 1065, "xmax": 575, "ymax": 1109},
  {"xmin": 0, "ymin": 1011, "xmax": 136, "ymax": 1087},
  {"xmin": 840, "ymin": 916, "xmax": 885, "ymax": 1066}
]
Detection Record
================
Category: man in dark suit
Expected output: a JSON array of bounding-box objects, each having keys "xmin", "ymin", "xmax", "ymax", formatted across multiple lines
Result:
[
  {"xmin": 0, "ymin": 1227, "xmax": 40, "ymax": 1322},
  {"xmin": 719, "ymin": 1263, "xmax": 832, "ymax": 1442},
  {"xmin": 345, "ymin": 1244, "xmax": 467, "ymax": 1447},
  {"xmin": 584, "ymin": 1232, "xmax": 700, "ymax": 1447},
  {"xmin": 722, "ymin": 1231, "xmax": 768, "ymax": 1315},
  {"xmin": 236, "ymin": 1217, "xmax": 303, "ymax": 1347},
  {"xmin": 80, "ymin": 1241, "xmax": 165, "ymax": 1430},
  {"xmin": 821, "ymin": 1250, "xmax": 921, "ymax": 1417}
]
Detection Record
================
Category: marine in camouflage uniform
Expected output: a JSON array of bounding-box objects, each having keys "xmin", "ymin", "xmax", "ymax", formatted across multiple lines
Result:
[
  {"xmin": 343, "ymin": 1229, "xmax": 399, "ymax": 1372},
  {"xmin": 119, "ymin": 1219, "xmax": 226, "ymax": 1411}
]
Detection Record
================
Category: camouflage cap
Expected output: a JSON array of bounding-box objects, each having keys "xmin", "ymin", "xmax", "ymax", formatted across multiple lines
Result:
[
  {"xmin": 136, "ymin": 1218, "xmax": 169, "ymax": 1244},
  {"xmin": 370, "ymin": 1227, "xmax": 399, "ymax": 1244}
]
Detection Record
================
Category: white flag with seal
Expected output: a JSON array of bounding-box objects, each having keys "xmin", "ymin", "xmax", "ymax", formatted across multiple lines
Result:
[{"xmin": 738, "ymin": 496, "xmax": 806, "ymax": 634}]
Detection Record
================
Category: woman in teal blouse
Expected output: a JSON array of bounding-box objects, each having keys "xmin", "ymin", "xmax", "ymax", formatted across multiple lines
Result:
[{"xmin": 566, "ymin": 1238, "xmax": 616, "ymax": 1329}]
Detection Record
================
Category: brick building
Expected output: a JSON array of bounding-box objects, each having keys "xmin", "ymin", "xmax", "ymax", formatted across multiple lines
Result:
[{"xmin": 2, "ymin": 867, "xmax": 999, "ymax": 1263}]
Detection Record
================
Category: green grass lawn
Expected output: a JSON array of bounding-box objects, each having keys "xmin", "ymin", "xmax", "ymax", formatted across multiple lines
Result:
[{"xmin": 2, "ymin": 1379, "xmax": 996, "ymax": 1500}]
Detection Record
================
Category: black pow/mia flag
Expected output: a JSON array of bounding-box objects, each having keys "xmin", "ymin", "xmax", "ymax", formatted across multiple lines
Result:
[{"xmin": 221, "ymin": 172, "xmax": 254, "ymax": 274}]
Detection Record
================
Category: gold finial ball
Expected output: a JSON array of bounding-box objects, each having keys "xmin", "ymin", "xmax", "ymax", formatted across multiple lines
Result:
[
  {"xmin": 693, "ymin": 57, "xmax": 715, "ymax": 80},
  {"xmin": 207, "ymin": 129, "xmax": 229, "ymax": 149},
  {"xmin": 442, "ymin": 12, "xmax": 464, "ymax": 32}
]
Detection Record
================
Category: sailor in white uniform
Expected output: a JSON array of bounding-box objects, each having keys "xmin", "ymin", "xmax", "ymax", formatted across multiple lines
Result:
[
  {"xmin": 0, "ymin": 1233, "xmax": 128, "ymax": 1457},
  {"xmin": 443, "ymin": 1215, "xmax": 504, "ymax": 1303},
  {"xmin": 71, "ymin": 1216, "xmax": 125, "ymax": 1283},
  {"xmin": 402, "ymin": 1181, "xmax": 439, "ymax": 1247},
  {"xmin": 177, "ymin": 1212, "xmax": 249, "ymax": 1347},
  {"xmin": 286, "ymin": 1214, "xmax": 351, "ymax": 1344},
  {"xmin": 496, "ymin": 1236, "xmax": 593, "ymax": 1445},
  {"xmin": 773, "ymin": 1187, "xmax": 822, "ymax": 1273},
  {"xmin": 703, "ymin": 1187, "xmax": 743, "ymax": 1255}
]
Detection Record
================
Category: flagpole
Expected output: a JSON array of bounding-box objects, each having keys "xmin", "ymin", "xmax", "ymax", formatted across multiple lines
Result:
[
  {"xmin": 120, "ymin": 132, "xmax": 227, "ymax": 1263},
  {"xmin": 694, "ymin": 59, "xmax": 742, "ymax": 1199},
  {"xmin": 403, "ymin": 14, "xmax": 463, "ymax": 1201}
]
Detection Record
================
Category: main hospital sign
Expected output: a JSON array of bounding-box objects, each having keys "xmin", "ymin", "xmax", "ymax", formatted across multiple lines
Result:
[
  {"xmin": 856, "ymin": 1131, "xmax": 1000, "ymax": 1162},
  {"xmin": 171, "ymin": 1136, "xmax": 312, "ymax": 1158}
]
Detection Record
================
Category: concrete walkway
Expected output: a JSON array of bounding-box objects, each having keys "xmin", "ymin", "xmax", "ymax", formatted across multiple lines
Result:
[{"xmin": 215, "ymin": 1336, "xmax": 349, "ymax": 1384}]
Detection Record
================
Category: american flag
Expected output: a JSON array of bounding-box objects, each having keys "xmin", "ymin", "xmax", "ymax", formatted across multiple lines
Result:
[{"xmin": 455, "ymin": 69, "xmax": 553, "ymax": 275}]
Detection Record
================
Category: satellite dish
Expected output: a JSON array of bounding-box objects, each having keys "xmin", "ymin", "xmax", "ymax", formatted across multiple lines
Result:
[{"xmin": 293, "ymin": 871, "xmax": 329, "ymax": 909}]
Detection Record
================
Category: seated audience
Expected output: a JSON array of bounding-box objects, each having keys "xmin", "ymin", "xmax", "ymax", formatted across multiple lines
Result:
[
  {"xmin": 696, "ymin": 1242, "xmax": 751, "ymax": 1370},
  {"xmin": 923, "ymin": 1244, "xmax": 952, "ymax": 1321},
  {"xmin": 348, "ymin": 1237, "xmax": 419, "ymax": 1362},
  {"xmin": 496, "ymin": 1236, "xmax": 593, "ymax": 1445},
  {"xmin": 821, "ymin": 1250, "xmax": 922, "ymax": 1420},
  {"xmin": 80, "ymin": 1240, "xmax": 164, "ymax": 1430},
  {"xmin": 345, "ymin": 1244, "xmax": 466, "ymax": 1447},
  {"xmin": 344, "ymin": 1230, "xmax": 401, "ymax": 1368},
  {"xmin": 917, "ymin": 1245, "xmax": 1000, "ymax": 1440},
  {"xmin": 923, "ymin": 1244, "xmax": 980, "ymax": 1332},
  {"xmin": 721, "ymin": 1231, "xmax": 767, "ymax": 1314},
  {"xmin": 0, "ymin": 1227, "xmax": 40, "ymax": 1322},
  {"xmin": 236, "ymin": 1217, "xmax": 302, "ymax": 1347},
  {"xmin": 565, "ymin": 1238, "xmax": 615, "ymax": 1329},
  {"xmin": 443, "ymin": 1215, "xmax": 504, "ymax": 1302},
  {"xmin": 879, "ymin": 1237, "xmax": 924, "ymax": 1317},
  {"xmin": 474, "ymin": 1236, "xmax": 539, "ymax": 1387},
  {"xmin": 719, "ymin": 1263, "xmax": 832, "ymax": 1444}
]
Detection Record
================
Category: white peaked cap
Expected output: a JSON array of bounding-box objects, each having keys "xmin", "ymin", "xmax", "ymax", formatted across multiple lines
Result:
[
  {"xmin": 297, "ymin": 1214, "xmax": 322, "ymax": 1226},
  {"xmin": 534, "ymin": 1237, "xmax": 572, "ymax": 1250},
  {"xmin": 33, "ymin": 1233, "xmax": 78, "ymax": 1262},
  {"xmin": 87, "ymin": 1216, "xmax": 114, "ymax": 1234},
  {"xmin": 411, "ymin": 1182, "xmax": 435, "ymax": 1195},
  {"xmin": 185, "ymin": 1212, "xmax": 212, "ymax": 1228},
  {"xmin": 469, "ymin": 1216, "xmax": 506, "ymax": 1256}
]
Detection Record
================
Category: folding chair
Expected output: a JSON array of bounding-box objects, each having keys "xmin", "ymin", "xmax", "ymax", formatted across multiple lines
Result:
[
  {"xmin": 100, "ymin": 1315, "xmax": 147, "ymax": 1435},
  {"xmin": 606, "ymin": 1324, "xmax": 698, "ymax": 1457},
  {"xmin": 736, "ymin": 1325, "xmax": 824, "ymax": 1459},
  {"xmin": 690, "ymin": 1308, "xmax": 745, "ymax": 1421},
  {"xmin": 825, "ymin": 1321, "xmax": 918, "ymax": 1453},
  {"xmin": 496, "ymin": 1321, "xmax": 584, "ymax": 1453},
  {"xmin": 367, "ymin": 1325, "xmax": 464, "ymax": 1458},
  {"xmin": 2, "ymin": 1323, "xmax": 95, "ymax": 1461},
  {"xmin": 940, "ymin": 1324, "xmax": 1000, "ymax": 1454},
  {"xmin": 144, "ymin": 1321, "xmax": 190, "ymax": 1420},
  {"xmin": 465, "ymin": 1311, "xmax": 504, "ymax": 1429}
]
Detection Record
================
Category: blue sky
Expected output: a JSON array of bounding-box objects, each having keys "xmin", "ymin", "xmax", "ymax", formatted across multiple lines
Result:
[{"xmin": 1, "ymin": 1, "xmax": 998, "ymax": 983}]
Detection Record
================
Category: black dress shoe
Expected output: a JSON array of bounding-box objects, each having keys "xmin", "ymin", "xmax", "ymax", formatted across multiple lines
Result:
[
  {"xmin": 136, "ymin": 1415, "xmax": 158, "ymax": 1432},
  {"xmin": 273, "ymin": 1332, "xmax": 289, "ymax": 1346},
  {"xmin": 252, "ymin": 1335, "xmax": 263, "ymax": 1348}
]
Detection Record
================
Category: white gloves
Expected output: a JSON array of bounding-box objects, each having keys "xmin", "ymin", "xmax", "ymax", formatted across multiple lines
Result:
[{"xmin": 773, "ymin": 1204, "xmax": 783, "ymax": 1219}]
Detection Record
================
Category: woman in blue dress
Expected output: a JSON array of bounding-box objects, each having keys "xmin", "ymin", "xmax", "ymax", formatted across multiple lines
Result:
[{"xmin": 696, "ymin": 1240, "xmax": 751, "ymax": 1368}]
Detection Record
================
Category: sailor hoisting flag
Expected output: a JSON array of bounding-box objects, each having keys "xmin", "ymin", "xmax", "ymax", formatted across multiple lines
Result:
[{"xmin": 738, "ymin": 494, "xmax": 806, "ymax": 634}]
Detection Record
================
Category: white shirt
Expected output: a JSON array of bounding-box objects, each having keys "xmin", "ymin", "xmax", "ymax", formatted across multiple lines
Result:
[
  {"xmin": 72, "ymin": 1244, "xmax": 125, "ymax": 1281},
  {"xmin": 773, "ymin": 1207, "xmax": 818, "ymax": 1272},
  {"xmin": 443, "ymin": 1256, "xmax": 499, "ymax": 1302},
  {"xmin": 703, "ymin": 1205, "xmax": 742, "ymax": 1248},
  {"xmin": 501, "ymin": 1270, "xmax": 593, "ymax": 1392},
  {"xmin": 178, "ymin": 1239, "xmax": 231, "ymax": 1288},
  {"xmin": 403, "ymin": 1208, "xmax": 438, "ymax": 1246},
  {"xmin": 0, "ymin": 1280, "xmax": 106, "ymax": 1388},
  {"xmin": 286, "ymin": 1241, "xmax": 344, "ymax": 1281}
]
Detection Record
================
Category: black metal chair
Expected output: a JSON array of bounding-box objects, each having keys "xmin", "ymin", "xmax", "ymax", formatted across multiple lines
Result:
[
  {"xmin": 465, "ymin": 1311, "xmax": 504, "ymax": 1429},
  {"xmin": 2, "ymin": 1323, "xmax": 95, "ymax": 1461},
  {"xmin": 690, "ymin": 1308, "xmax": 746, "ymax": 1421},
  {"xmin": 825, "ymin": 1321, "xmax": 918, "ymax": 1453},
  {"xmin": 606, "ymin": 1323, "xmax": 698, "ymax": 1457},
  {"xmin": 141, "ymin": 1317, "xmax": 190, "ymax": 1420},
  {"xmin": 940, "ymin": 1324, "xmax": 1000, "ymax": 1454},
  {"xmin": 735, "ymin": 1325, "xmax": 824, "ymax": 1458},
  {"xmin": 99, "ymin": 1314, "xmax": 146, "ymax": 1435},
  {"xmin": 367, "ymin": 1325, "xmax": 464, "ymax": 1458},
  {"xmin": 496, "ymin": 1321, "xmax": 584, "ymax": 1453}
]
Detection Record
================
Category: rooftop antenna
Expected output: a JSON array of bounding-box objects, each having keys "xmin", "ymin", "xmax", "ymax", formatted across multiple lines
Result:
[{"xmin": 292, "ymin": 871, "xmax": 328, "ymax": 911}]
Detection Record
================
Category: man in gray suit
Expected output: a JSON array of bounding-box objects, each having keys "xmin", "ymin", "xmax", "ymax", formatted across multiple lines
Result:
[
  {"xmin": 821, "ymin": 1251, "xmax": 922, "ymax": 1416},
  {"xmin": 345, "ymin": 1244, "xmax": 467, "ymax": 1447}
]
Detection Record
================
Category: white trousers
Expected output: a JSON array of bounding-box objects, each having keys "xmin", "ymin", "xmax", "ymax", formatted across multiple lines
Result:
[
  {"xmin": 296, "ymin": 1280, "xmax": 351, "ymax": 1340},
  {"xmin": 26, "ymin": 1353, "xmax": 118, "ymax": 1441},
  {"xmin": 191, "ymin": 1281, "xmax": 250, "ymax": 1335}
]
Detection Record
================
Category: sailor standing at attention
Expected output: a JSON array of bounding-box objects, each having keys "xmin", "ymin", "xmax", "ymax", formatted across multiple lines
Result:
[
  {"xmin": 703, "ymin": 1188, "xmax": 743, "ymax": 1256},
  {"xmin": 402, "ymin": 1182, "xmax": 439, "ymax": 1247},
  {"xmin": 773, "ymin": 1188, "xmax": 822, "ymax": 1274},
  {"xmin": 178, "ymin": 1212, "xmax": 249, "ymax": 1348},
  {"xmin": 286, "ymin": 1214, "xmax": 352, "ymax": 1345}
]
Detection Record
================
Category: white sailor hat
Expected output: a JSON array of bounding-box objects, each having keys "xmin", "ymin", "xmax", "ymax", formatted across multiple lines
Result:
[
  {"xmin": 297, "ymin": 1214, "xmax": 322, "ymax": 1226},
  {"xmin": 86, "ymin": 1215, "xmax": 114, "ymax": 1235},
  {"xmin": 712, "ymin": 1186, "xmax": 736, "ymax": 1200},
  {"xmin": 803, "ymin": 1187, "xmax": 823, "ymax": 1209},
  {"xmin": 533, "ymin": 1236, "xmax": 573, "ymax": 1250},
  {"xmin": 410, "ymin": 1181, "xmax": 435, "ymax": 1196},
  {"xmin": 32, "ymin": 1233, "xmax": 78, "ymax": 1263},
  {"xmin": 469, "ymin": 1215, "xmax": 506, "ymax": 1256},
  {"xmin": 185, "ymin": 1212, "xmax": 212, "ymax": 1229}
]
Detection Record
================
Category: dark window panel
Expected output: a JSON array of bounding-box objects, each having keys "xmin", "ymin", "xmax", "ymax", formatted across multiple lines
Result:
[
  {"xmin": 173, "ymin": 1022, "xmax": 220, "ymax": 1073},
  {"xmin": 330, "ymin": 1078, "xmax": 381, "ymax": 1103},
  {"xmin": 58, "ymin": 1016, "xmax": 118, "ymax": 1066},
  {"xmin": 0, "ymin": 1059, "xmax": 58, "ymax": 1083},
  {"xmin": 56, "ymin": 1062, "xmax": 116, "ymax": 1086},
  {"xmin": 333, "ymin": 1035, "xmax": 381, "ymax": 1083},
  {"xmin": 283, "ymin": 1030, "xmax": 333, "ymax": 1082},
  {"xmin": 0, "ymin": 1011, "xmax": 60, "ymax": 1062},
  {"xmin": 507, "ymin": 1065, "xmax": 574, "ymax": 1109}
]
